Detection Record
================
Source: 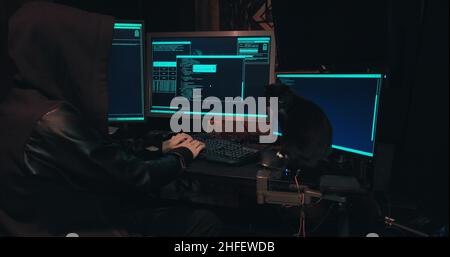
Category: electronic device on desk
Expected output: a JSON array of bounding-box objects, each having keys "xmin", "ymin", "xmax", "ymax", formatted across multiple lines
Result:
[
  {"xmin": 260, "ymin": 149, "xmax": 364, "ymax": 191},
  {"xmin": 276, "ymin": 73, "xmax": 384, "ymax": 159},
  {"xmin": 103, "ymin": 20, "xmax": 147, "ymax": 146},
  {"xmin": 145, "ymin": 31, "xmax": 276, "ymax": 165},
  {"xmin": 257, "ymin": 72, "xmax": 384, "ymax": 205},
  {"xmin": 107, "ymin": 21, "xmax": 146, "ymax": 124},
  {"xmin": 275, "ymin": 72, "xmax": 384, "ymax": 188},
  {"xmin": 147, "ymin": 30, "xmax": 276, "ymax": 118},
  {"xmin": 191, "ymin": 133, "xmax": 260, "ymax": 166}
]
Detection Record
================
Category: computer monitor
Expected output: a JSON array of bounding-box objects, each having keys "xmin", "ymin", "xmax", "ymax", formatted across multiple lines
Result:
[
  {"xmin": 107, "ymin": 21, "xmax": 146, "ymax": 122},
  {"xmin": 147, "ymin": 31, "xmax": 276, "ymax": 118},
  {"xmin": 276, "ymin": 73, "xmax": 384, "ymax": 158}
]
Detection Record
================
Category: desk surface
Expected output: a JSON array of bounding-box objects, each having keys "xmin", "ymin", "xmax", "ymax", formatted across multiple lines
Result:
[{"xmin": 188, "ymin": 159, "xmax": 260, "ymax": 181}]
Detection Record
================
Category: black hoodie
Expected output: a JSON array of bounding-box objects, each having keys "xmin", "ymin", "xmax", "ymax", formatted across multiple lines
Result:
[{"xmin": 0, "ymin": 2, "xmax": 191, "ymax": 236}]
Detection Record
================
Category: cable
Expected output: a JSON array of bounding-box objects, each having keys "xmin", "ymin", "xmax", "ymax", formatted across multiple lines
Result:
[
  {"xmin": 384, "ymin": 217, "xmax": 430, "ymax": 237},
  {"xmin": 294, "ymin": 175, "xmax": 306, "ymax": 237},
  {"xmin": 294, "ymin": 175, "xmax": 301, "ymax": 198},
  {"xmin": 295, "ymin": 209, "xmax": 302, "ymax": 237}
]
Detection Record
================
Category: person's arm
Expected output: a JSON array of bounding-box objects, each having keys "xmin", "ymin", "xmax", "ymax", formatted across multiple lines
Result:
[
  {"xmin": 114, "ymin": 131, "xmax": 193, "ymax": 160},
  {"xmin": 23, "ymin": 103, "xmax": 199, "ymax": 195}
]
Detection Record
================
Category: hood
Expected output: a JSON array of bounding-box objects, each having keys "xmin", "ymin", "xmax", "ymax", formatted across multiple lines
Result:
[{"xmin": 8, "ymin": 2, "xmax": 114, "ymax": 132}]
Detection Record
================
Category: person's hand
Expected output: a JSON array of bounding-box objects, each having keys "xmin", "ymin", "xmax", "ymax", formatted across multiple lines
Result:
[
  {"xmin": 162, "ymin": 133, "xmax": 192, "ymax": 153},
  {"xmin": 176, "ymin": 138, "xmax": 206, "ymax": 159}
]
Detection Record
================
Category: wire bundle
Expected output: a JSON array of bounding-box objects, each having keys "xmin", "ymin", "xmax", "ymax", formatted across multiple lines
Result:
[{"xmin": 295, "ymin": 175, "xmax": 306, "ymax": 237}]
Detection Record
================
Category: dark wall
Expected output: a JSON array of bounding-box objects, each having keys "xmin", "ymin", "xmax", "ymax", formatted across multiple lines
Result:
[
  {"xmin": 389, "ymin": 0, "xmax": 449, "ymax": 222},
  {"xmin": 53, "ymin": 0, "xmax": 196, "ymax": 32},
  {"xmin": 272, "ymin": 0, "xmax": 389, "ymax": 71},
  {"xmin": 0, "ymin": 0, "xmax": 37, "ymax": 98},
  {"xmin": 0, "ymin": 0, "xmax": 6, "ymax": 83}
]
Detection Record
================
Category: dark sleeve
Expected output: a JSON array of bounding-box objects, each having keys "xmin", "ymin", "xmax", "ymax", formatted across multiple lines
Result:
[
  {"xmin": 114, "ymin": 130, "xmax": 180, "ymax": 160},
  {"xmin": 23, "ymin": 103, "xmax": 192, "ymax": 195}
]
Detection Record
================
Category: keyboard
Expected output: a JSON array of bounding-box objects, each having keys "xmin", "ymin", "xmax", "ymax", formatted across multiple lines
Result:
[{"xmin": 191, "ymin": 133, "xmax": 260, "ymax": 166}]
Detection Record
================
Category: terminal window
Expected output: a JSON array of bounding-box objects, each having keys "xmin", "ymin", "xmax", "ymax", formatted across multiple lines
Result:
[{"xmin": 176, "ymin": 56, "xmax": 245, "ymax": 101}]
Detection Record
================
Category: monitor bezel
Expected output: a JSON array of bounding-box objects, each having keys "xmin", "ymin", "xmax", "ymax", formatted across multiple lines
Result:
[
  {"xmin": 146, "ymin": 30, "xmax": 277, "ymax": 118},
  {"xmin": 275, "ymin": 71, "xmax": 385, "ymax": 159},
  {"xmin": 108, "ymin": 20, "xmax": 147, "ymax": 124}
]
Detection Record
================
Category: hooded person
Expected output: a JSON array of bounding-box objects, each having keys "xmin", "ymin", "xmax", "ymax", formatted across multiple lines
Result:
[{"xmin": 0, "ymin": 2, "xmax": 220, "ymax": 237}]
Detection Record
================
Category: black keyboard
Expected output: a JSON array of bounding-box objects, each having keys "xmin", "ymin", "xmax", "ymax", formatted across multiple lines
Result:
[{"xmin": 191, "ymin": 133, "xmax": 260, "ymax": 166}]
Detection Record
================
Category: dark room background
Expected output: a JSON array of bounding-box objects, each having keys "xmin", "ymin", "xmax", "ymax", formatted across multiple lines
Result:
[{"xmin": 1, "ymin": 0, "xmax": 448, "ymax": 223}]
